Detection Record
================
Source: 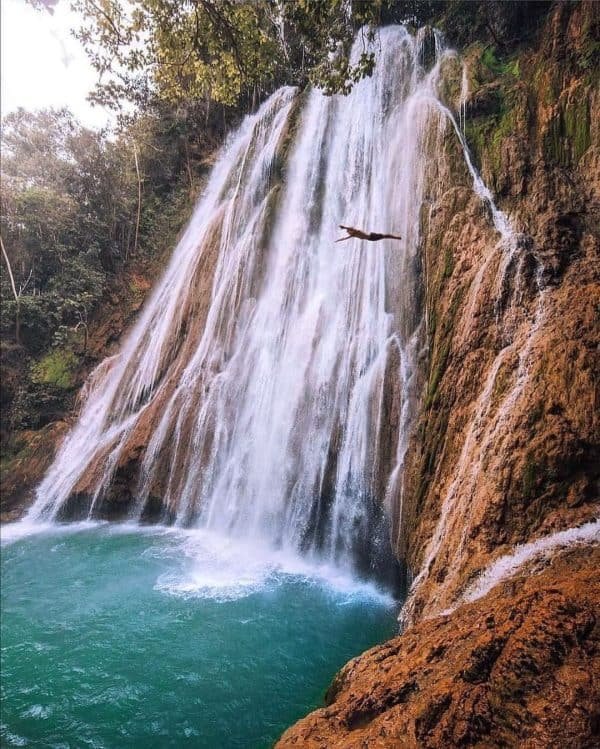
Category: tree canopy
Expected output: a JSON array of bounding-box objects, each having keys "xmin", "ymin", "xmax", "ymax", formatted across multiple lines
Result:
[{"xmin": 73, "ymin": 0, "xmax": 388, "ymax": 110}]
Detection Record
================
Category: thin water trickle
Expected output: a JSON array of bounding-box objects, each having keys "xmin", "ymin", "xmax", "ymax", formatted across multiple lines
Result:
[{"xmin": 433, "ymin": 518, "xmax": 600, "ymax": 618}]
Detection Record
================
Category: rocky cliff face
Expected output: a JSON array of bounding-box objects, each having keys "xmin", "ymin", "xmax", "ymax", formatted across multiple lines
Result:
[
  {"xmin": 279, "ymin": 2, "xmax": 599, "ymax": 746},
  {"xmin": 399, "ymin": 0, "xmax": 599, "ymax": 622},
  {"xmin": 0, "ymin": 265, "xmax": 157, "ymax": 522},
  {"xmin": 279, "ymin": 546, "xmax": 599, "ymax": 748}
]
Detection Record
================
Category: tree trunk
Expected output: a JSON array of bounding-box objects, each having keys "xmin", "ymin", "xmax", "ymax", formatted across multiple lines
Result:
[
  {"xmin": 133, "ymin": 142, "xmax": 142, "ymax": 258},
  {"xmin": 184, "ymin": 139, "xmax": 194, "ymax": 197},
  {"xmin": 0, "ymin": 234, "xmax": 21, "ymax": 345}
]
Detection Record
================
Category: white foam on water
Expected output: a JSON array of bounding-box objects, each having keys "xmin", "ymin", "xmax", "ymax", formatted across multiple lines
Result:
[
  {"xmin": 0, "ymin": 724, "xmax": 28, "ymax": 747},
  {"xmin": 20, "ymin": 705, "xmax": 52, "ymax": 720},
  {"xmin": 0, "ymin": 519, "xmax": 107, "ymax": 547},
  {"xmin": 1, "ymin": 518, "xmax": 393, "ymax": 605},
  {"xmin": 149, "ymin": 526, "xmax": 395, "ymax": 605},
  {"xmin": 153, "ymin": 529, "xmax": 279, "ymax": 602}
]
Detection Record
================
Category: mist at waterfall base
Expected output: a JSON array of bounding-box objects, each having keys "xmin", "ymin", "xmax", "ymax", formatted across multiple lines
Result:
[{"xmin": 0, "ymin": 24, "xmax": 507, "ymax": 749}]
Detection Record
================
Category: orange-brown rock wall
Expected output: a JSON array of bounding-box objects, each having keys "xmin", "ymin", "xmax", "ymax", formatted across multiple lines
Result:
[
  {"xmin": 278, "ymin": 548, "xmax": 600, "ymax": 748},
  {"xmin": 280, "ymin": 2, "xmax": 599, "ymax": 746},
  {"xmin": 401, "ymin": 0, "xmax": 599, "ymax": 623}
]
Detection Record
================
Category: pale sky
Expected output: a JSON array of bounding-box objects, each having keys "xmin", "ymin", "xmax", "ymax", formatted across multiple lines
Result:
[{"xmin": 1, "ymin": 0, "xmax": 112, "ymax": 129}]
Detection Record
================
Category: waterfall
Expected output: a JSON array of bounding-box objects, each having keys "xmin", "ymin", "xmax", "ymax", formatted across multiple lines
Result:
[{"xmin": 25, "ymin": 26, "xmax": 510, "ymax": 585}]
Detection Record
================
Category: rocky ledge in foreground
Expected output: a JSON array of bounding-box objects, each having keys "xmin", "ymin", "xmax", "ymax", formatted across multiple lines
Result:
[{"xmin": 277, "ymin": 546, "xmax": 599, "ymax": 748}]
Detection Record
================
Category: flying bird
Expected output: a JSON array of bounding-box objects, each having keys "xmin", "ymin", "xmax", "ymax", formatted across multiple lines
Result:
[{"xmin": 335, "ymin": 225, "xmax": 402, "ymax": 243}]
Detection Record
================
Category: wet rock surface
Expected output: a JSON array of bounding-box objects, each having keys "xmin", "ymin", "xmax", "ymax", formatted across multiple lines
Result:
[
  {"xmin": 277, "ymin": 548, "xmax": 600, "ymax": 748},
  {"xmin": 399, "ymin": 0, "xmax": 599, "ymax": 623}
]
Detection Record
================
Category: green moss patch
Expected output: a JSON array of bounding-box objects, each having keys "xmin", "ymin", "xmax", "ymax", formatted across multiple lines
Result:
[
  {"xmin": 31, "ymin": 350, "xmax": 78, "ymax": 390},
  {"xmin": 543, "ymin": 87, "xmax": 592, "ymax": 167},
  {"xmin": 481, "ymin": 47, "xmax": 520, "ymax": 80},
  {"xmin": 521, "ymin": 451, "xmax": 546, "ymax": 502}
]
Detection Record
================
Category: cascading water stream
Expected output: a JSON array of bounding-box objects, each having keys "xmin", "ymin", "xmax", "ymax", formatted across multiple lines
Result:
[{"xmin": 23, "ymin": 26, "xmax": 514, "ymax": 587}]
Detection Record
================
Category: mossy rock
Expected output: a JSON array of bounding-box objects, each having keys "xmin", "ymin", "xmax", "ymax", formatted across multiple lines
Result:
[
  {"xmin": 31, "ymin": 349, "xmax": 78, "ymax": 390},
  {"xmin": 481, "ymin": 47, "xmax": 520, "ymax": 80},
  {"xmin": 521, "ymin": 451, "xmax": 546, "ymax": 502},
  {"xmin": 543, "ymin": 89, "xmax": 591, "ymax": 166}
]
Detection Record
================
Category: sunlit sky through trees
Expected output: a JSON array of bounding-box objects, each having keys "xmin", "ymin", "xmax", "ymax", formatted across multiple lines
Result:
[{"xmin": 1, "ymin": 0, "xmax": 110, "ymax": 129}]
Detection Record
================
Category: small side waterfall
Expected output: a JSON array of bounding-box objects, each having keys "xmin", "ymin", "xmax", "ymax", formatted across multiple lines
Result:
[{"xmin": 26, "ymin": 26, "xmax": 513, "ymax": 585}]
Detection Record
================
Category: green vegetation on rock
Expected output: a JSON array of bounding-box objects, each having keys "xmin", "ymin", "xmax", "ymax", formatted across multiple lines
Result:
[
  {"xmin": 31, "ymin": 350, "xmax": 79, "ymax": 390},
  {"xmin": 481, "ymin": 47, "xmax": 520, "ymax": 79},
  {"xmin": 522, "ymin": 452, "xmax": 538, "ymax": 502},
  {"xmin": 544, "ymin": 95, "xmax": 591, "ymax": 166}
]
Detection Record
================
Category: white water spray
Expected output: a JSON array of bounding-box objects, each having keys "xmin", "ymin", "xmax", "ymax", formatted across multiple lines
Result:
[{"xmin": 22, "ymin": 27, "xmax": 515, "ymax": 585}]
